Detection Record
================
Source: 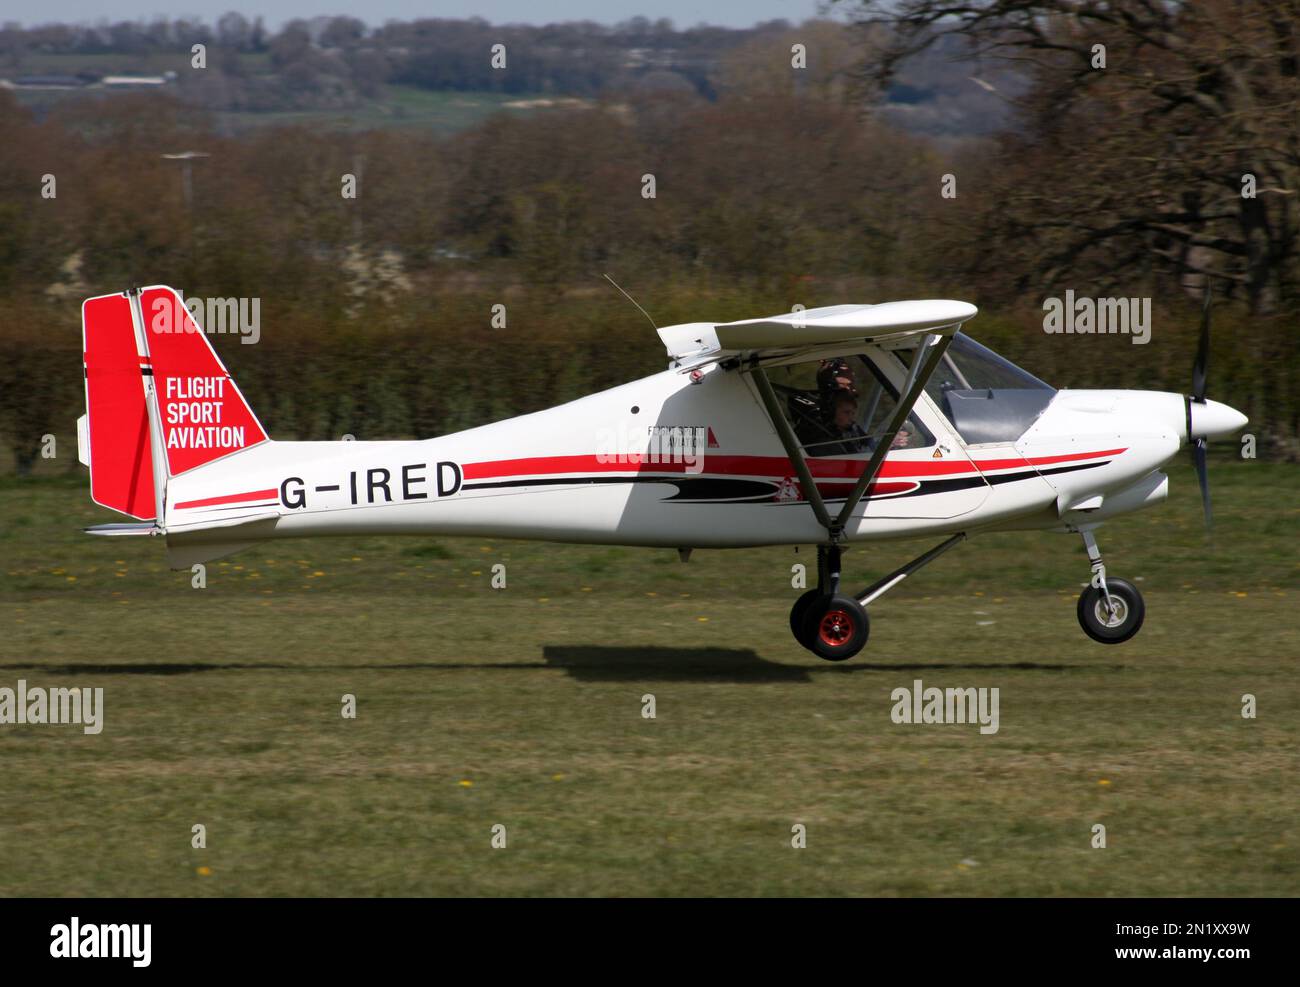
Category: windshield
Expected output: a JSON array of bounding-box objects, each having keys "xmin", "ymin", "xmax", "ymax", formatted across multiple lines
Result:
[
  {"xmin": 897, "ymin": 333, "xmax": 1055, "ymax": 444},
  {"xmin": 935, "ymin": 333, "xmax": 1054, "ymax": 393}
]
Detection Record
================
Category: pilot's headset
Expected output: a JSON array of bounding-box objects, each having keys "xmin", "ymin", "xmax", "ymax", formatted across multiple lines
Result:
[{"xmin": 816, "ymin": 358, "xmax": 858, "ymax": 397}]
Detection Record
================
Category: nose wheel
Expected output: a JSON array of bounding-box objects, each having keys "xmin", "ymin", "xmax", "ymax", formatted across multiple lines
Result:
[
  {"xmin": 1077, "ymin": 578, "xmax": 1145, "ymax": 643},
  {"xmin": 1075, "ymin": 529, "xmax": 1145, "ymax": 644}
]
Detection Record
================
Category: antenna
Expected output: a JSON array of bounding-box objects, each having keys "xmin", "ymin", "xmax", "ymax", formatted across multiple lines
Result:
[{"xmin": 603, "ymin": 273, "xmax": 657, "ymax": 330}]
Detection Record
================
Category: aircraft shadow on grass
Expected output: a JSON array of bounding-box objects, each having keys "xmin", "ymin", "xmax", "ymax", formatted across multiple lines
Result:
[
  {"xmin": 539, "ymin": 648, "xmax": 1109, "ymax": 682},
  {"xmin": 541, "ymin": 645, "xmax": 813, "ymax": 683}
]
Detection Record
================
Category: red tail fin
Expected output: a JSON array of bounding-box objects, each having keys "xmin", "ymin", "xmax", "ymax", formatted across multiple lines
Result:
[
  {"xmin": 82, "ymin": 287, "xmax": 269, "ymax": 519},
  {"xmin": 139, "ymin": 286, "xmax": 267, "ymax": 475},
  {"xmin": 82, "ymin": 293, "xmax": 155, "ymax": 519}
]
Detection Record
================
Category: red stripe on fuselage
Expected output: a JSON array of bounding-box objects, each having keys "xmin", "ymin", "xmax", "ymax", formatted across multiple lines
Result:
[
  {"xmin": 174, "ymin": 488, "xmax": 278, "ymax": 510},
  {"xmin": 462, "ymin": 448, "xmax": 1124, "ymax": 482}
]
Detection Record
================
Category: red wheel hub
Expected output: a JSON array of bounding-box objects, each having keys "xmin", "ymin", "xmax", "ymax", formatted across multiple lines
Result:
[{"xmin": 818, "ymin": 609, "xmax": 854, "ymax": 647}]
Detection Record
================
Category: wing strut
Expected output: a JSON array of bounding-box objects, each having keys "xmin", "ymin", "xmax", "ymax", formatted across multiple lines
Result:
[
  {"xmin": 832, "ymin": 333, "xmax": 950, "ymax": 531},
  {"xmin": 750, "ymin": 364, "xmax": 833, "ymax": 531},
  {"xmin": 747, "ymin": 332, "xmax": 953, "ymax": 542}
]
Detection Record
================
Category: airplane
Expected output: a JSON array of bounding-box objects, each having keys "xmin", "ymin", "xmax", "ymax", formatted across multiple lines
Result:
[{"xmin": 77, "ymin": 285, "xmax": 1247, "ymax": 661}]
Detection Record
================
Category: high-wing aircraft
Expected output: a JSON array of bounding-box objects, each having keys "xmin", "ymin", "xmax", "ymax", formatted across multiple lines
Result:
[{"xmin": 78, "ymin": 285, "xmax": 1246, "ymax": 661}]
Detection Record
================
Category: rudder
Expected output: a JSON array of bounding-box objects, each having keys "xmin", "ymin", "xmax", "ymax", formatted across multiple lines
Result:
[{"xmin": 82, "ymin": 292, "xmax": 156, "ymax": 519}]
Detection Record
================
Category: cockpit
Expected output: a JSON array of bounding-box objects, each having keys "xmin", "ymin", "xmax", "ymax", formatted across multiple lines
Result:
[{"xmin": 770, "ymin": 332, "xmax": 1055, "ymax": 455}]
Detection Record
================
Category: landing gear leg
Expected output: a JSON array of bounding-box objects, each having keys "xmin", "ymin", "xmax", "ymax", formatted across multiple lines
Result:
[
  {"xmin": 790, "ymin": 545, "xmax": 842, "ymax": 649},
  {"xmin": 789, "ymin": 534, "xmax": 969, "ymax": 660},
  {"xmin": 1076, "ymin": 529, "xmax": 1145, "ymax": 644},
  {"xmin": 789, "ymin": 544, "xmax": 870, "ymax": 661}
]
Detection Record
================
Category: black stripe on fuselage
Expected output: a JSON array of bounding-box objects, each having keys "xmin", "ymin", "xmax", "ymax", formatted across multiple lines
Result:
[
  {"xmin": 457, "ymin": 459, "xmax": 1108, "ymax": 504},
  {"xmin": 462, "ymin": 475, "xmax": 778, "ymax": 502}
]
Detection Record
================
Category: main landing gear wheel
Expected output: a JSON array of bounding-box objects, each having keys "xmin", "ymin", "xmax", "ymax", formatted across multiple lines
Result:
[
  {"xmin": 789, "ymin": 589, "xmax": 823, "ymax": 649},
  {"xmin": 800, "ymin": 594, "xmax": 870, "ymax": 662},
  {"xmin": 1077, "ymin": 578, "xmax": 1145, "ymax": 644}
]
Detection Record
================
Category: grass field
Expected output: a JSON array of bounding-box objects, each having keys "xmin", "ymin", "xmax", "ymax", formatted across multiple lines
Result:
[{"xmin": 1, "ymin": 459, "xmax": 1297, "ymax": 896}]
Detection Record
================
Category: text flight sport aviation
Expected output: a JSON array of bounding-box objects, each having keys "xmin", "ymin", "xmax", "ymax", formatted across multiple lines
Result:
[{"xmin": 78, "ymin": 285, "xmax": 1247, "ymax": 661}]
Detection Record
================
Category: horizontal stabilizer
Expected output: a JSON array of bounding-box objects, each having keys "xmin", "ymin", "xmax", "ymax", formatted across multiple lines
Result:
[{"xmin": 85, "ymin": 522, "xmax": 160, "ymax": 537}]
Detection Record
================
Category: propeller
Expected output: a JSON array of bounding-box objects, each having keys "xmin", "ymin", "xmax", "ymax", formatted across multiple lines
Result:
[{"xmin": 1185, "ymin": 281, "xmax": 1213, "ymax": 532}]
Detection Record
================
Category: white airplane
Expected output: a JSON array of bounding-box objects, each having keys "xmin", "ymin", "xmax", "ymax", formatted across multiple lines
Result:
[{"xmin": 79, "ymin": 285, "xmax": 1246, "ymax": 661}]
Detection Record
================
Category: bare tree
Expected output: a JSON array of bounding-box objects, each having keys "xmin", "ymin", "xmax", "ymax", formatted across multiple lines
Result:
[{"xmin": 838, "ymin": 0, "xmax": 1300, "ymax": 314}]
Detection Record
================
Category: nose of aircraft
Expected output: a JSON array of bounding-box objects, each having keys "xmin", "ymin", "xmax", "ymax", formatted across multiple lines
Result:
[{"xmin": 1188, "ymin": 399, "xmax": 1249, "ymax": 440}]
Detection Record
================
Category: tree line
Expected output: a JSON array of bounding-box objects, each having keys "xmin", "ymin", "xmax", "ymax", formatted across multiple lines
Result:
[{"xmin": 1, "ymin": 4, "xmax": 1297, "ymax": 475}]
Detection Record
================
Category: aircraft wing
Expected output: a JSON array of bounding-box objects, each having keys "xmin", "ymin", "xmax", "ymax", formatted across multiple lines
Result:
[{"xmin": 657, "ymin": 300, "xmax": 977, "ymax": 362}]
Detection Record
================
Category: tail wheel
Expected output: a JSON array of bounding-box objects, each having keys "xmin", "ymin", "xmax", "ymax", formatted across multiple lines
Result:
[
  {"xmin": 1077, "ymin": 577, "xmax": 1145, "ymax": 644},
  {"xmin": 801, "ymin": 594, "xmax": 870, "ymax": 661},
  {"xmin": 789, "ymin": 589, "xmax": 823, "ymax": 650}
]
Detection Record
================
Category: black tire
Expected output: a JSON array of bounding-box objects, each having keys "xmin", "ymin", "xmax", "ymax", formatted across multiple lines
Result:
[
  {"xmin": 789, "ymin": 589, "xmax": 823, "ymax": 650},
  {"xmin": 1077, "ymin": 577, "xmax": 1145, "ymax": 644},
  {"xmin": 801, "ymin": 594, "xmax": 870, "ymax": 661}
]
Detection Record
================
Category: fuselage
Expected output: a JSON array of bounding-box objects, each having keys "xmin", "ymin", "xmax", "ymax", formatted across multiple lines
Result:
[{"xmin": 161, "ymin": 336, "xmax": 1244, "ymax": 566}]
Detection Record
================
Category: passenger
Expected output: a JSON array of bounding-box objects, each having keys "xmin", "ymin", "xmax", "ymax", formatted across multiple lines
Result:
[{"xmin": 823, "ymin": 391, "xmax": 870, "ymax": 455}]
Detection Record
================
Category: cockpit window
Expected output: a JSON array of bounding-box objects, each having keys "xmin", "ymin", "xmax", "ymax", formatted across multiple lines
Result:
[
  {"xmin": 896, "ymin": 332, "xmax": 1056, "ymax": 445},
  {"xmin": 770, "ymin": 353, "xmax": 934, "ymax": 457}
]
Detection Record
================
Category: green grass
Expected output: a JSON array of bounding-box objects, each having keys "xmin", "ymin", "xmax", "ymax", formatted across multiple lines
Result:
[{"xmin": 0, "ymin": 458, "xmax": 1297, "ymax": 896}]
